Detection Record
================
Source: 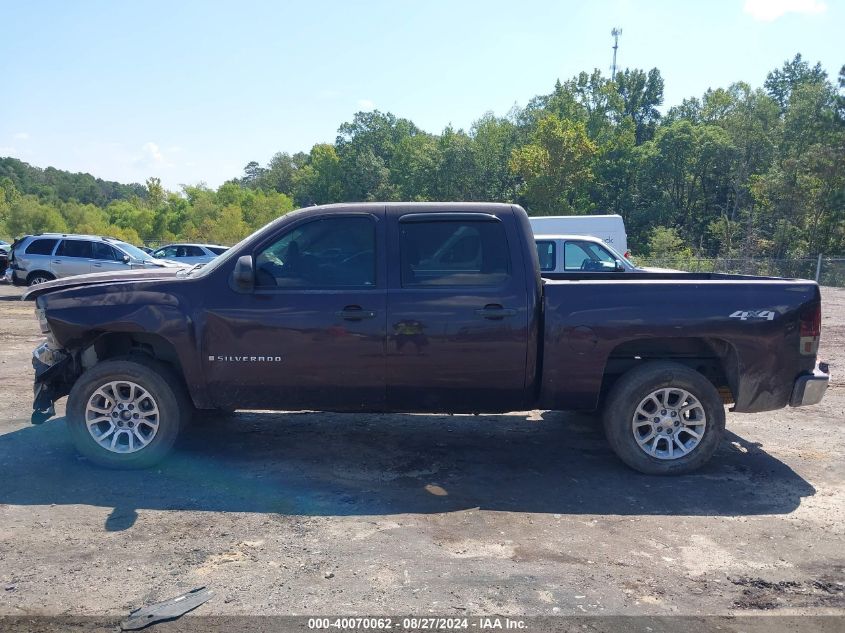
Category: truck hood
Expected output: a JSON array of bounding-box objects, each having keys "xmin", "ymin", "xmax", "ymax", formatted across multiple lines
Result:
[{"xmin": 22, "ymin": 267, "xmax": 185, "ymax": 301}]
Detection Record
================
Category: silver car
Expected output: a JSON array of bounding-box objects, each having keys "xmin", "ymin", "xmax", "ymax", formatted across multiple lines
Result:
[
  {"xmin": 8, "ymin": 234, "xmax": 179, "ymax": 286},
  {"xmin": 151, "ymin": 243, "xmax": 228, "ymax": 266}
]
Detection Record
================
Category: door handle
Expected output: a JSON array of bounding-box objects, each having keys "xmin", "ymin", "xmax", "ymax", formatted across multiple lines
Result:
[
  {"xmin": 475, "ymin": 304, "xmax": 517, "ymax": 320},
  {"xmin": 336, "ymin": 306, "xmax": 376, "ymax": 320},
  {"xmin": 92, "ymin": 263, "xmax": 102, "ymax": 268}
]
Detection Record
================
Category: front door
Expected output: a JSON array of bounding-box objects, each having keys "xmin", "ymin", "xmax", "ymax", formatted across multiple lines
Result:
[
  {"xmin": 90, "ymin": 242, "xmax": 130, "ymax": 273},
  {"xmin": 202, "ymin": 210, "xmax": 388, "ymax": 411},
  {"xmin": 385, "ymin": 210, "xmax": 531, "ymax": 412}
]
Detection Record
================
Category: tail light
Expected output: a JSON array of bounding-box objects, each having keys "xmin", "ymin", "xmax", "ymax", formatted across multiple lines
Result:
[
  {"xmin": 799, "ymin": 303, "xmax": 821, "ymax": 356},
  {"xmin": 624, "ymin": 250, "xmax": 631, "ymax": 260}
]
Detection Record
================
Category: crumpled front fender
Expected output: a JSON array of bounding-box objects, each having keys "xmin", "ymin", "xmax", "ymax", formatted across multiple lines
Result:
[{"xmin": 32, "ymin": 351, "xmax": 74, "ymax": 424}]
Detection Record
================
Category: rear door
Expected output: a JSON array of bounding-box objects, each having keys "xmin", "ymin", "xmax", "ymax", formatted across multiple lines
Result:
[
  {"xmin": 385, "ymin": 210, "xmax": 531, "ymax": 412},
  {"xmin": 52, "ymin": 239, "xmax": 94, "ymax": 277}
]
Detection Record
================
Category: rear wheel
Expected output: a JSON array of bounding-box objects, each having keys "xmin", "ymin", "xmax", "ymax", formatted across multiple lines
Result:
[
  {"xmin": 27, "ymin": 271, "xmax": 55, "ymax": 286},
  {"xmin": 66, "ymin": 357, "xmax": 188, "ymax": 468},
  {"xmin": 602, "ymin": 362, "xmax": 725, "ymax": 475}
]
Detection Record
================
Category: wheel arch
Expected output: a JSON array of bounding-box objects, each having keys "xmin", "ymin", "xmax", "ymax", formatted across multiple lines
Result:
[
  {"xmin": 599, "ymin": 337, "xmax": 739, "ymax": 408},
  {"xmin": 80, "ymin": 332, "xmax": 201, "ymax": 407},
  {"xmin": 26, "ymin": 270, "xmax": 55, "ymax": 284}
]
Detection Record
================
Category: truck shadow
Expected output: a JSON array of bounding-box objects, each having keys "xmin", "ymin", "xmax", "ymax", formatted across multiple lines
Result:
[{"xmin": 0, "ymin": 410, "xmax": 815, "ymax": 531}]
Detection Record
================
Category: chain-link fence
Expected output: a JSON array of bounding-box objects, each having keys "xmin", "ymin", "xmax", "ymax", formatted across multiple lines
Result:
[{"xmin": 634, "ymin": 256, "xmax": 845, "ymax": 287}]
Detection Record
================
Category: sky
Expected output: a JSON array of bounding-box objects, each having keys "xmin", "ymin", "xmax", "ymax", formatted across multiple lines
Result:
[{"xmin": 0, "ymin": 0, "xmax": 841, "ymax": 190}]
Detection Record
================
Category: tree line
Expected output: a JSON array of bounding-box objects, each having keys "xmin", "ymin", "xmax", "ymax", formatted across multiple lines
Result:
[{"xmin": 1, "ymin": 54, "xmax": 842, "ymax": 257}]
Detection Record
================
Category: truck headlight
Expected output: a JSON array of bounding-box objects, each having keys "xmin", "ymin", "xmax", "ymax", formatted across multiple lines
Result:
[{"xmin": 35, "ymin": 308, "xmax": 50, "ymax": 334}]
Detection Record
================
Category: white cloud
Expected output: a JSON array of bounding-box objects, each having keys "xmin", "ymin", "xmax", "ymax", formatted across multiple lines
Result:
[
  {"xmin": 357, "ymin": 99, "xmax": 375, "ymax": 110},
  {"xmin": 743, "ymin": 0, "xmax": 827, "ymax": 21},
  {"xmin": 13, "ymin": 132, "xmax": 29, "ymax": 140},
  {"xmin": 135, "ymin": 141, "xmax": 175, "ymax": 169},
  {"xmin": 142, "ymin": 141, "xmax": 164, "ymax": 163},
  {"xmin": 0, "ymin": 146, "xmax": 17, "ymax": 155}
]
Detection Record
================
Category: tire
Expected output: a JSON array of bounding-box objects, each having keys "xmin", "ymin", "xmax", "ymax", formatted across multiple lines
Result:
[
  {"xmin": 27, "ymin": 271, "xmax": 55, "ymax": 286},
  {"xmin": 66, "ymin": 357, "xmax": 189, "ymax": 468},
  {"xmin": 602, "ymin": 361, "xmax": 725, "ymax": 475}
]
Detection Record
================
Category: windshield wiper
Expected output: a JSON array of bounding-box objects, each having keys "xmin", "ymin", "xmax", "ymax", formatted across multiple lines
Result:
[{"xmin": 176, "ymin": 263, "xmax": 205, "ymax": 277}]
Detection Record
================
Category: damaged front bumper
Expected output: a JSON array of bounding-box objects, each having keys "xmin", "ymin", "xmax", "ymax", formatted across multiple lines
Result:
[{"xmin": 31, "ymin": 340, "xmax": 72, "ymax": 424}]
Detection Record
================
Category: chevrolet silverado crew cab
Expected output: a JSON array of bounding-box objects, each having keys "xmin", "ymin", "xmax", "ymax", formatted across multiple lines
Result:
[{"xmin": 24, "ymin": 203, "xmax": 829, "ymax": 474}]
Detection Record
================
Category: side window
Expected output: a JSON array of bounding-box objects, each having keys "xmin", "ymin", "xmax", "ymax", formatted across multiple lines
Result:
[
  {"xmin": 185, "ymin": 246, "xmax": 205, "ymax": 257},
  {"xmin": 208, "ymin": 247, "xmax": 228, "ymax": 255},
  {"xmin": 563, "ymin": 241, "xmax": 615, "ymax": 271},
  {"xmin": 92, "ymin": 242, "xmax": 120, "ymax": 261},
  {"xmin": 584, "ymin": 242, "xmax": 616, "ymax": 263},
  {"xmin": 255, "ymin": 216, "xmax": 376, "ymax": 288},
  {"xmin": 400, "ymin": 220, "xmax": 510, "ymax": 287},
  {"xmin": 56, "ymin": 240, "xmax": 93, "ymax": 259},
  {"xmin": 155, "ymin": 246, "xmax": 178, "ymax": 258},
  {"xmin": 25, "ymin": 238, "xmax": 59, "ymax": 255},
  {"xmin": 535, "ymin": 240, "xmax": 555, "ymax": 272}
]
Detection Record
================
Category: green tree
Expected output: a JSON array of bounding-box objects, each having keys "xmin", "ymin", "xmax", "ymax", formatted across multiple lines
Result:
[
  {"xmin": 293, "ymin": 144, "xmax": 343, "ymax": 206},
  {"xmin": 509, "ymin": 116, "xmax": 597, "ymax": 214},
  {"xmin": 647, "ymin": 226, "xmax": 692, "ymax": 258},
  {"xmin": 614, "ymin": 68, "xmax": 665, "ymax": 144},
  {"xmin": 764, "ymin": 53, "xmax": 827, "ymax": 112},
  {"xmin": 5, "ymin": 196, "xmax": 68, "ymax": 236}
]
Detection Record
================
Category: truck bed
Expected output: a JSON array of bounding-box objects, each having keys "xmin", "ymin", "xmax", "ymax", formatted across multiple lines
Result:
[
  {"xmin": 541, "ymin": 271, "xmax": 802, "ymax": 282},
  {"xmin": 538, "ymin": 273, "xmax": 820, "ymax": 413}
]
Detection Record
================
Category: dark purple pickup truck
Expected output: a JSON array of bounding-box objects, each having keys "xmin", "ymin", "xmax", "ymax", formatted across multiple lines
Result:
[{"xmin": 24, "ymin": 203, "xmax": 829, "ymax": 474}]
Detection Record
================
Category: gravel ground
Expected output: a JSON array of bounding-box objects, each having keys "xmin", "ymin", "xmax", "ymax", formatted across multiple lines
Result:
[{"xmin": 0, "ymin": 282, "xmax": 843, "ymax": 620}]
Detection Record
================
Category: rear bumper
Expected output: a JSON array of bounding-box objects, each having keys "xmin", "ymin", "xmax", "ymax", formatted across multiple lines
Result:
[
  {"xmin": 790, "ymin": 362, "xmax": 830, "ymax": 407},
  {"xmin": 7, "ymin": 267, "xmax": 25, "ymax": 285}
]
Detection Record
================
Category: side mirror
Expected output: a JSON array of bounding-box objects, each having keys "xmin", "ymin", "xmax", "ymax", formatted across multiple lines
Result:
[
  {"xmin": 123, "ymin": 254, "xmax": 131, "ymax": 264},
  {"xmin": 614, "ymin": 259, "xmax": 625, "ymax": 272},
  {"xmin": 232, "ymin": 255, "xmax": 254, "ymax": 291}
]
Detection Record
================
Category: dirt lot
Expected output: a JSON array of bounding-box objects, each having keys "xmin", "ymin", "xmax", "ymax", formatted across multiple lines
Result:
[{"xmin": 0, "ymin": 282, "xmax": 843, "ymax": 620}]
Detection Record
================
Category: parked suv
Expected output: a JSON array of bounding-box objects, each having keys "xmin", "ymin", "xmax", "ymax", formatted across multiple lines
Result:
[
  {"xmin": 7, "ymin": 234, "xmax": 179, "ymax": 286},
  {"xmin": 150, "ymin": 243, "xmax": 228, "ymax": 265},
  {"xmin": 0, "ymin": 240, "xmax": 9, "ymax": 278}
]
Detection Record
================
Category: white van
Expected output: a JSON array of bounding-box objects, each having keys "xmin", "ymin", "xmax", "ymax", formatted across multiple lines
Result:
[{"xmin": 528, "ymin": 215, "xmax": 629, "ymax": 257}]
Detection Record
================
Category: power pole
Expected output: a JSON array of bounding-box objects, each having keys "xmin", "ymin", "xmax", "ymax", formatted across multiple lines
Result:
[{"xmin": 610, "ymin": 28, "xmax": 622, "ymax": 79}]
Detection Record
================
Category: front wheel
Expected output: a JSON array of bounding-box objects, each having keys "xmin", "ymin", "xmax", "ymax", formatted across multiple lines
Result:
[
  {"xmin": 602, "ymin": 362, "xmax": 725, "ymax": 475},
  {"xmin": 66, "ymin": 357, "xmax": 188, "ymax": 468}
]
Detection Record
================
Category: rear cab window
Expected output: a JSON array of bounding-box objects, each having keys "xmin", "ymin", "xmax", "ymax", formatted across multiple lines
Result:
[
  {"xmin": 535, "ymin": 240, "xmax": 556, "ymax": 272},
  {"xmin": 399, "ymin": 218, "xmax": 510, "ymax": 287},
  {"xmin": 25, "ymin": 239, "xmax": 59, "ymax": 256}
]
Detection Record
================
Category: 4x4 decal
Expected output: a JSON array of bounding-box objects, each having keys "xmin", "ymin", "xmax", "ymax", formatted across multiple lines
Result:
[{"xmin": 730, "ymin": 310, "xmax": 776, "ymax": 321}]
